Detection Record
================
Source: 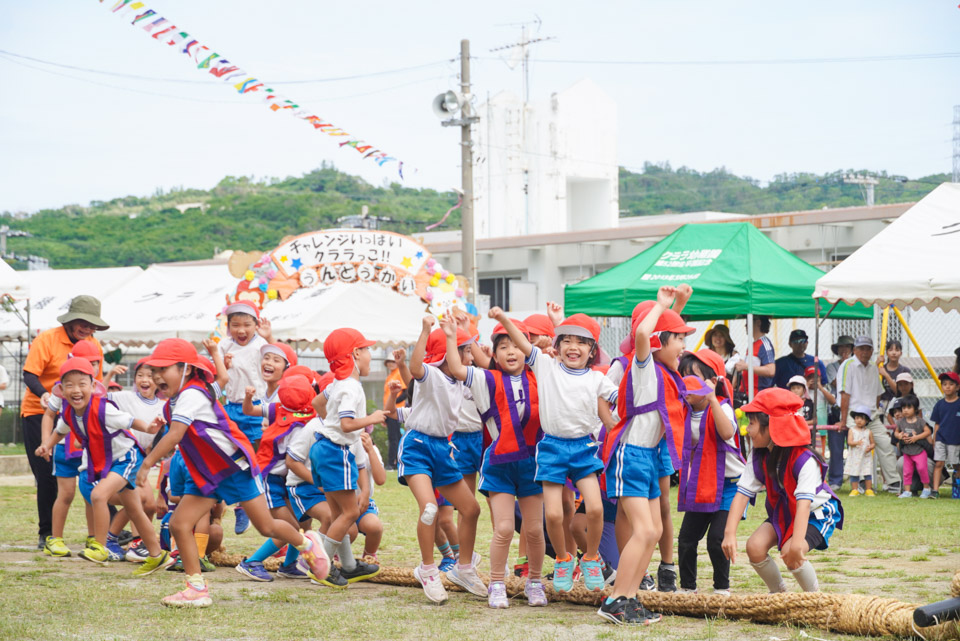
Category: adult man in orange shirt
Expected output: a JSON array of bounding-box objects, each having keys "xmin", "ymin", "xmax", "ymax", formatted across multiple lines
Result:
[
  {"xmin": 382, "ymin": 354, "xmax": 408, "ymax": 470},
  {"xmin": 21, "ymin": 295, "xmax": 107, "ymax": 548}
]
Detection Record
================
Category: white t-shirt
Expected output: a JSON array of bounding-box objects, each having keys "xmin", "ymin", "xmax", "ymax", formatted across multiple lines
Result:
[
  {"xmin": 525, "ymin": 347, "xmax": 617, "ymax": 439},
  {"xmin": 689, "ymin": 403, "xmax": 745, "ymax": 478},
  {"xmin": 169, "ymin": 386, "xmax": 248, "ymax": 470},
  {"xmin": 619, "ymin": 354, "xmax": 663, "ymax": 448},
  {"xmin": 0, "ymin": 364, "xmax": 9, "ymax": 407},
  {"xmin": 261, "ymin": 403, "xmax": 310, "ymax": 476},
  {"xmin": 108, "ymin": 391, "xmax": 164, "ymax": 451},
  {"xmin": 286, "ymin": 417, "xmax": 321, "ymax": 486},
  {"xmin": 403, "ymin": 364, "xmax": 464, "ymax": 438},
  {"xmin": 464, "ymin": 366, "xmax": 527, "ymax": 442},
  {"xmin": 457, "ymin": 386, "xmax": 483, "ymax": 433},
  {"xmin": 218, "ymin": 334, "xmax": 268, "ymax": 403},
  {"xmin": 737, "ymin": 451, "xmax": 830, "ymax": 510},
  {"xmin": 56, "ymin": 401, "xmax": 137, "ymax": 463},
  {"xmin": 319, "ymin": 378, "xmax": 366, "ymax": 446}
]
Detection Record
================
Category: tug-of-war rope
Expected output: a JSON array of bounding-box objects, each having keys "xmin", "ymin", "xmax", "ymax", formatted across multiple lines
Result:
[{"xmin": 209, "ymin": 549, "xmax": 960, "ymax": 639}]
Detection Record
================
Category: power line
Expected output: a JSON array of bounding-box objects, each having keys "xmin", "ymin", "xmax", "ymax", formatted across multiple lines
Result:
[
  {"xmin": 0, "ymin": 49, "xmax": 451, "ymax": 85},
  {"xmin": 477, "ymin": 51, "xmax": 960, "ymax": 66}
]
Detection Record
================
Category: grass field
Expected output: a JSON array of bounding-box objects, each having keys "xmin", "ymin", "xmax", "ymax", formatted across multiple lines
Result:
[{"xmin": 0, "ymin": 475, "xmax": 958, "ymax": 641}]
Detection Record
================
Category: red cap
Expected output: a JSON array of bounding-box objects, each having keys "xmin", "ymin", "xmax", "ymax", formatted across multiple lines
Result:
[
  {"xmin": 143, "ymin": 338, "xmax": 215, "ymax": 382},
  {"xmin": 108, "ymin": 381, "xmax": 123, "ymax": 391},
  {"xmin": 555, "ymin": 313, "xmax": 601, "ymax": 344},
  {"xmin": 623, "ymin": 302, "xmax": 694, "ymax": 354},
  {"xmin": 261, "ymin": 342, "xmax": 298, "ymax": 367},
  {"xmin": 316, "ymin": 371, "xmax": 335, "ymax": 394},
  {"xmin": 70, "ymin": 340, "xmax": 101, "ymax": 361},
  {"xmin": 53, "ymin": 358, "xmax": 108, "ymax": 399},
  {"xmin": 323, "ymin": 328, "xmax": 375, "ymax": 380},
  {"xmin": 134, "ymin": 357, "xmax": 151, "ymax": 373},
  {"xmin": 683, "ymin": 375, "xmax": 713, "ymax": 396},
  {"xmin": 523, "ymin": 314, "xmax": 555, "ymax": 338},
  {"xmin": 689, "ymin": 348, "xmax": 733, "ymax": 399},
  {"xmin": 939, "ymin": 371, "xmax": 960, "ymax": 386},
  {"xmin": 284, "ymin": 365, "xmax": 318, "ymax": 386},
  {"xmin": 224, "ymin": 300, "xmax": 260, "ymax": 321},
  {"xmin": 491, "ymin": 319, "xmax": 529, "ymax": 341},
  {"xmin": 424, "ymin": 327, "xmax": 475, "ymax": 364},
  {"xmin": 740, "ymin": 387, "xmax": 809, "ymax": 447},
  {"xmin": 277, "ymin": 374, "xmax": 316, "ymax": 412},
  {"xmin": 804, "ymin": 366, "xmax": 817, "ymax": 377}
]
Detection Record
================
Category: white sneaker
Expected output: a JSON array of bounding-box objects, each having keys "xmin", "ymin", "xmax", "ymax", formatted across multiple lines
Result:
[
  {"xmin": 713, "ymin": 589, "xmax": 731, "ymax": 597},
  {"xmin": 414, "ymin": 564, "xmax": 448, "ymax": 604},
  {"xmin": 447, "ymin": 559, "xmax": 488, "ymax": 597}
]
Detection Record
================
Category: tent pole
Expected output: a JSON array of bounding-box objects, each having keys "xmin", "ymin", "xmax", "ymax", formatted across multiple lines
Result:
[
  {"xmin": 817, "ymin": 300, "xmax": 840, "ymax": 328},
  {"xmin": 892, "ymin": 306, "xmax": 942, "ymax": 394},
  {"xmin": 813, "ymin": 300, "xmax": 820, "ymax": 448},
  {"xmin": 877, "ymin": 305, "xmax": 890, "ymax": 378},
  {"xmin": 746, "ymin": 313, "xmax": 754, "ymax": 401},
  {"xmin": 693, "ymin": 320, "xmax": 716, "ymax": 351}
]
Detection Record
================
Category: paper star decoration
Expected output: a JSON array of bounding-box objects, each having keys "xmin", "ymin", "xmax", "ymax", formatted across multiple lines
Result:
[
  {"xmin": 415, "ymin": 251, "xmax": 424, "ymax": 259},
  {"xmin": 291, "ymin": 258, "xmax": 303, "ymax": 270},
  {"xmin": 279, "ymin": 255, "xmax": 289, "ymax": 263},
  {"xmin": 401, "ymin": 256, "xmax": 413, "ymax": 269}
]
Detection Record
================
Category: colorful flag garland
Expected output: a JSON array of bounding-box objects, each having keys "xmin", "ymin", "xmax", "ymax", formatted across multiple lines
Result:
[{"xmin": 99, "ymin": 0, "xmax": 405, "ymax": 178}]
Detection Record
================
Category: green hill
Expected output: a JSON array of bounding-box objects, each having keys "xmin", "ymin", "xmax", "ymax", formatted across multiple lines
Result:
[{"xmin": 2, "ymin": 163, "xmax": 947, "ymax": 269}]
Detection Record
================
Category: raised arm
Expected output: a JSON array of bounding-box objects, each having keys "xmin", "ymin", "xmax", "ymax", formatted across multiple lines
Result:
[
  {"xmin": 361, "ymin": 432, "xmax": 387, "ymax": 486},
  {"xmin": 202, "ymin": 338, "xmax": 230, "ymax": 388},
  {"xmin": 441, "ymin": 316, "xmax": 469, "ymax": 382},
  {"xmin": 408, "ymin": 315, "xmax": 435, "ymax": 381},
  {"xmin": 242, "ymin": 386, "xmax": 259, "ymax": 416},
  {"xmin": 383, "ymin": 380, "xmax": 403, "ymax": 419},
  {"xmin": 392, "ymin": 348, "xmax": 412, "ymax": 389},
  {"xmin": 635, "ymin": 286, "xmax": 676, "ymax": 363},
  {"xmin": 672, "ymin": 284, "xmax": 693, "ymax": 315},
  {"xmin": 489, "ymin": 307, "xmax": 532, "ymax": 357}
]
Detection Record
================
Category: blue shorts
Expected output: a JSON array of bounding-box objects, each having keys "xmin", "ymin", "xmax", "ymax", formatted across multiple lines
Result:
[
  {"xmin": 657, "ymin": 437, "xmax": 674, "ymax": 478},
  {"xmin": 451, "ymin": 430, "xmax": 483, "ymax": 476},
  {"xmin": 356, "ymin": 499, "xmax": 379, "ymax": 533},
  {"xmin": 398, "ymin": 430, "xmax": 462, "ymax": 488},
  {"xmin": 309, "ymin": 436, "xmax": 358, "ymax": 493},
  {"xmin": 265, "ymin": 473, "xmax": 289, "ymax": 509},
  {"xmin": 435, "ymin": 490, "xmax": 451, "ymax": 507},
  {"xmin": 53, "ymin": 443, "xmax": 82, "ymax": 478},
  {"xmin": 78, "ymin": 448, "xmax": 143, "ymax": 503},
  {"xmin": 807, "ymin": 497, "xmax": 842, "ymax": 550},
  {"xmin": 534, "ymin": 434, "xmax": 604, "ymax": 485},
  {"xmin": 288, "ymin": 483, "xmax": 326, "ymax": 521},
  {"xmin": 182, "ymin": 466, "xmax": 265, "ymax": 504},
  {"xmin": 224, "ymin": 401, "xmax": 263, "ymax": 444},
  {"xmin": 479, "ymin": 448, "xmax": 542, "ymax": 498},
  {"xmin": 168, "ymin": 452, "xmax": 187, "ymax": 498},
  {"xmin": 607, "ymin": 443, "xmax": 660, "ymax": 499},
  {"xmin": 720, "ymin": 477, "xmax": 740, "ymax": 513}
]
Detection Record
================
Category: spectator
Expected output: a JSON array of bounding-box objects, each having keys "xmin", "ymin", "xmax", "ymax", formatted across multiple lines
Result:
[
  {"xmin": 382, "ymin": 351, "xmax": 408, "ymax": 470},
  {"xmin": 930, "ymin": 371, "xmax": 960, "ymax": 497},
  {"xmin": 787, "ymin": 374, "xmax": 815, "ymax": 427},
  {"xmin": 878, "ymin": 340, "xmax": 910, "ymax": 403},
  {"xmin": 703, "ymin": 324, "xmax": 739, "ymax": 376},
  {"xmin": 805, "ymin": 365, "xmax": 835, "ymax": 427},
  {"xmin": 824, "ymin": 335, "xmax": 854, "ymax": 490},
  {"xmin": 895, "ymin": 372, "xmax": 915, "ymax": 398},
  {"xmin": 21, "ymin": 295, "xmax": 107, "ymax": 548},
  {"xmin": 773, "ymin": 329, "xmax": 827, "ymax": 389},
  {"xmin": 733, "ymin": 315, "xmax": 775, "ymax": 394},
  {"xmin": 834, "ymin": 336, "xmax": 899, "ymax": 494}
]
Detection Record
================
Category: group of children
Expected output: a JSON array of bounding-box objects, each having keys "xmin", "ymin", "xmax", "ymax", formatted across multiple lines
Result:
[{"xmin": 33, "ymin": 288, "xmax": 850, "ymax": 623}]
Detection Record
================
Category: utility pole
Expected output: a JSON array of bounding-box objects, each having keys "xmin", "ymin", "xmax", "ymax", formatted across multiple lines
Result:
[
  {"xmin": 843, "ymin": 173, "xmax": 879, "ymax": 207},
  {"xmin": 953, "ymin": 105, "xmax": 960, "ymax": 183},
  {"xmin": 460, "ymin": 39, "xmax": 477, "ymax": 305}
]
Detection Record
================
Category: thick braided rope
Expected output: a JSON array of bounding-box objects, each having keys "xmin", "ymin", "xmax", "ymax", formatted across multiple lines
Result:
[{"xmin": 207, "ymin": 549, "xmax": 960, "ymax": 640}]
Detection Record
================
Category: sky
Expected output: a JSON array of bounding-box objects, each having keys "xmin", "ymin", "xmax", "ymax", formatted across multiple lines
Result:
[{"xmin": 0, "ymin": 1, "xmax": 957, "ymax": 213}]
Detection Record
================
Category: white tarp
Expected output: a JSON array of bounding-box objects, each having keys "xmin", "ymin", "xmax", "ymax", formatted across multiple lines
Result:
[
  {"xmin": 0, "ymin": 266, "xmax": 141, "ymax": 340},
  {"xmin": 0, "ymin": 260, "xmax": 30, "ymax": 300},
  {"xmin": 814, "ymin": 183, "xmax": 960, "ymax": 312}
]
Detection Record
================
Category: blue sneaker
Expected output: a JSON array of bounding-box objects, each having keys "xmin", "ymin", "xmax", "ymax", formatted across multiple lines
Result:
[
  {"xmin": 235, "ymin": 558, "xmax": 273, "ymax": 582},
  {"xmin": 159, "ymin": 513, "xmax": 172, "ymax": 551},
  {"xmin": 277, "ymin": 561, "xmax": 309, "ymax": 579},
  {"xmin": 438, "ymin": 556, "xmax": 457, "ymax": 572},
  {"xmin": 581, "ymin": 557, "xmax": 604, "ymax": 591},
  {"xmin": 105, "ymin": 539, "xmax": 126, "ymax": 562},
  {"xmin": 552, "ymin": 557, "xmax": 575, "ymax": 593},
  {"xmin": 234, "ymin": 507, "xmax": 250, "ymax": 535}
]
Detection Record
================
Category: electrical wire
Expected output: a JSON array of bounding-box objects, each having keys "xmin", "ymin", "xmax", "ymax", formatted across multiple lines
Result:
[{"xmin": 477, "ymin": 51, "xmax": 960, "ymax": 66}]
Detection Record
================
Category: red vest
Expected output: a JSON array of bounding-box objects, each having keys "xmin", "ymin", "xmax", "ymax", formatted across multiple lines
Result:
[
  {"xmin": 61, "ymin": 396, "xmax": 139, "ymax": 483},
  {"xmin": 477, "ymin": 368, "xmax": 541, "ymax": 463},
  {"xmin": 678, "ymin": 400, "xmax": 743, "ymax": 513},
  {"xmin": 256, "ymin": 404, "xmax": 315, "ymax": 477}
]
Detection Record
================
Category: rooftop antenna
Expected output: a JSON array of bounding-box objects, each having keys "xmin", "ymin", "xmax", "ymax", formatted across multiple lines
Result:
[
  {"xmin": 843, "ymin": 173, "xmax": 879, "ymax": 207},
  {"xmin": 489, "ymin": 16, "xmax": 555, "ymax": 103}
]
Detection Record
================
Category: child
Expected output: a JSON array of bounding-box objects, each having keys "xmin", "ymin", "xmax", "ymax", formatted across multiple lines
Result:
[
  {"xmin": 391, "ymin": 316, "xmax": 486, "ymax": 604},
  {"xmin": 442, "ymin": 315, "xmax": 548, "ymax": 608},
  {"xmin": 235, "ymin": 373, "xmax": 317, "ymax": 582},
  {"xmin": 721, "ymin": 388, "xmax": 843, "ymax": 593},
  {"xmin": 164, "ymin": 448, "xmax": 221, "ymax": 572},
  {"xmin": 135, "ymin": 338, "xmax": 329, "ymax": 608},
  {"xmin": 675, "ymin": 348, "xmax": 745, "ymax": 597},
  {"xmin": 598, "ymin": 287, "xmax": 692, "ymax": 624},
  {"xmin": 894, "ymin": 394, "xmax": 933, "ymax": 499},
  {"xmin": 305, "ymin": 328, "xmax": 383, "ymax": 587},
  {"xmin": 492, "ymin": 308, "xmax": 616, "ymax": 595},
  {"xmin": 931, "ymin": 371, "xmax": 960, "ymax": 497},
  {"xmin": 242, "ymin": 342, "xmax": 297, "ymax": 420},
  {"xmin": 805, "ymin": 366, "xmax": 835, "ymax": 428},
  {"xmin": 38, "ymin": 340, "xmax": 104, "ymax": 558},
  {"xmin": 35, "ymin": 358, "xmax": 172, "ymax": 575},
  {"xmin": 845, "ymin": 405, "xmax": 876, "ymax": 496},
  {"xmin": 349, "ymin": 431, "xmax": 386, "ymax": 564},
  {"xmin": 787, "ymin": 375, "xmax": 815, "ymax": 427}
]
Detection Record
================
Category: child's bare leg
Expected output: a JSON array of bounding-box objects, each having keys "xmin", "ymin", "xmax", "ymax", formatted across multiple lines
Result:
[
  {"xmin": 488, "ymin": 492, "xmax": 517, "ymax": 582},
  {"xmin": 438, "ymin": 479, "xmax": 481, "ymax": 564},
  {"xmin": 745, "ymin": 522, "xmax": 786, "ymax": 593},
  {"xmin": 239, "ymin": 494, "xmax": 305, "ymax": 547},
  {"xmin": 658, "ymin": 477, "xmax": 674, "ymax": 563},
  {"xmin": 117, "ymin": 483, "xmax": 162, "ymax": 556},
  {"xmin": 171, "ymin": 496, "xmax": 217, "ymax": 576},
  {"xmin": 405, "ymin": 474, "xmax": 440, "ymax": 565},
  {"xmin": 609, "ymin": 497, "xmax": 660, "ymax": 599},
  {"xmin": 358, "ymin": 514, "xmax": 383, "ymax": 556},
  {"xmin": 89, "ymin": 475, "xmax": 131, "ymax": 544},
  {"xmin": 561, "ymin": 487, "xmax": 577, "ymax": 556},
  {"xmin": 575, "ymin": 475, "xmax": 603, "ymax": 558},
  {"xmin": 52, "ymin": 477, "xmax": 77, "ymax": 538},
  {"xmin": 518, "ymin": 494, "xmax": 545, "ymax": 581},
  {"xmin": 542, "ymin": 482, "xmax": 568, "ymax": 560}
]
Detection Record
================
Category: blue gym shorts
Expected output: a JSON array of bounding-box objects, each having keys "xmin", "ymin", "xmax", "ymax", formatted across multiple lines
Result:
[
  {"xmin": 607, "ymin": 442, "xmax": 660, "ymax": 499},
  {"xmin": 224, "ymin": 401, "xmax": 264, "ymax": 444},
  {"xmin": 78, "ymin": 448, "xmax": 143, "ymax": 503},
  {"xmin": 657, "ymin": 436, "xmax": 675, "ymax": 478},
  {"xmin": 479, "ymin": 448, "xmax": 541, "ymax": 498},
  {"xmin": 309, "ymin": 435, "xmax": 358, "ymax": 493},
  {"xmin": 288, "ymin": 483, "xmax": 326, "ymax": 521},
  {"xmin": 451, "ymin": 430, "xmax": 483, "ymax": 476},
  {"xmin": 53, "ymin": 443, "xmax": 82, "ymax": 479},
  {"xmin": 397, "ymin": 429, "xmax": 462, "ymax": 488},
  {"xmin": 356, "ymin": 499, "xmax": 380, "ymax": 534},
  {"xmin": 168, "ymin": 451, "xmax": 187, "ymax": 498},
  {"xmin": 534, "ymin": 434, "xmax": 603, "ymax": 485},
  {"xmin": 265, "ymin": 473, "xmax": 289, "ymax": 509},
  {"xmin": 182, "ymin": 465, "xmax": 265, "ymax": 504}
]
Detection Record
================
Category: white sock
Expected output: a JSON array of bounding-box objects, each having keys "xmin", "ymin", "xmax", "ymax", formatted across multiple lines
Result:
[
  {"xmin": 338, "ymin": 537, "xmax": 356, "ymax": 571},
  {"xmin": 750, "ymin": 555, "xmax": 787, "ymax": 593},
  {"xmin": 322, "ymin": 534, "xmax": 339, "ymax": 561},
  {"xmin": 790, "ymin": 561, "xmax": 819, "ymax": 592}
]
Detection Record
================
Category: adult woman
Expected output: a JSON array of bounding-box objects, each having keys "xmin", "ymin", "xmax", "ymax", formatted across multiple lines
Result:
[{"xmin": 704, "ymin": 324, "xmax": 739, "ymax": 376}]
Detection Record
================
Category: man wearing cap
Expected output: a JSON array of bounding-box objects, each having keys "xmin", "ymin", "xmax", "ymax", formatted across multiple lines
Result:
[
  {"xmin": 773, "ymin": 329, "xmax": 827, "ymax": 391},
  {"xmin": 21, "ymin": 295, "xmax": 107, "ymax": 548},
  {"xmin": 834, "ymin": 336, "xmax": 899, "ymax": 493}
]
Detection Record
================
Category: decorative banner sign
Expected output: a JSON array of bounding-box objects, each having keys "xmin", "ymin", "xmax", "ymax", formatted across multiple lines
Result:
[
  {"xmin": 272, "ymin": 230, "xmax": 429, "ymax": 282},
  {"xmin": 98, "ymin": 0, "xmax": 406, "ymax": 177}
]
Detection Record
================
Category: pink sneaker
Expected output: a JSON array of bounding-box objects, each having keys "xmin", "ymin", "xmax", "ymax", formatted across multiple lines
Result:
[
  {"xmin": 299, "ymin": 530, "xmax": 331, "ymax": 581},
  {"xmin": 161, "ymin": 583, "xmax": 212, "ymax": 608}
]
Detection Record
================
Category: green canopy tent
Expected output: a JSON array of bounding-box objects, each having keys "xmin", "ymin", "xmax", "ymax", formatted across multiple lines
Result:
[{"xmin": 564, "ymin": 222, "xmax": 872, "ymax": 320}]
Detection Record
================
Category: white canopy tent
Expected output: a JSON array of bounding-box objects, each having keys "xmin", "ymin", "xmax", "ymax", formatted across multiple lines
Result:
[
  {"xmin": 0, "ymin": 260, "xmax": 29, "ymax": 301},
  {"xmin": 814, "ymin": 183, "xmax": 960, "ymax": 312}
]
